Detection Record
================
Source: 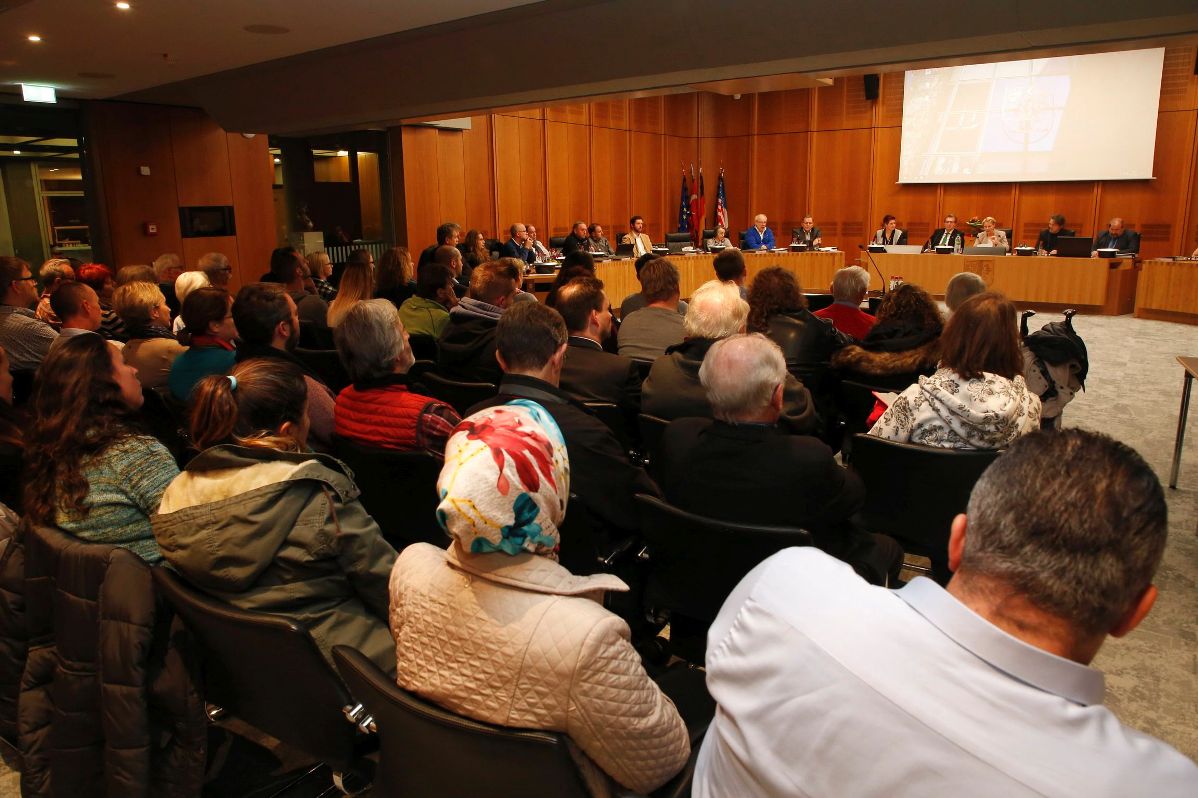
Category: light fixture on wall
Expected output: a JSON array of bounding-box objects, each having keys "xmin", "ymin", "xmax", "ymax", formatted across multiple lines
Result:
[
  {"xmin": 27, "ymin": 34, "xmax": 42, "ymax": 43},
  {"xmin": 12, "ymin": 150, "xmax": 21, "ymax": 155},
  {"xmin": 22, "ymin": 84, "xmax": 57, "ymax": 103},
  {"xmin": 115, "ymin": 1, "xmax": 131, "ymax": 9},
  {"xmin": 336, "ymin": 150, "xmax": 349, "ymax": 157}
]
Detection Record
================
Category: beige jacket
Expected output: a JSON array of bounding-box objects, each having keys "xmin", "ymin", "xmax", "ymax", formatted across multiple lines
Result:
[
  {"xmin": 621, "ymin": 232, "xmax": 654, "ymax": 257},
  {"xmin": 389, "ymin": 542, "xmax": 689, "ymax": 796},
  {"xmin": 124, "ymin": 337, "xmax": 187, "ymax": 389}
]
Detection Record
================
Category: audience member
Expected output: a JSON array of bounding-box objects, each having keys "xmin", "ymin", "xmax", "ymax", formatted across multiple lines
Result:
[
  {"xmin": 115, "ymin": 264, "xmax": 156, "ymax": 286},
  {"xmin": 814, "ymin": 265, "xmax": 876, "ymax": 340},
  {"xmin": 870, "ymin": 292, "xmax": 1040, "ymax": 448},
  {"xmin": 527, "ymin": 224, "xmax": 553, "ymax": 260},
  {"xmin": 418, "ymin": 222, "xmax": 462, "ymax": 268},
  {"xmin": 622, "ymin": 215, "xmax": 654, "ymax": 257},
  {"xmin": 154, "ymin": 358, "xmax": 398, "ymax": 672},
  {"xmin": 112, "ymin": 280, "xmax": 186, "ymax": 390},
  {"xmin": 34, "ymin": 258, "xmax": 75, "ymax": 328},
  {"xmin": 436, "ymin": 261, "xmax": 517, "ymax": 384},
  {"xmin": 168, "ymin": 288, "xmax": 237, "ymax": 401},
  {"xmin": 270, "ymin": 246, "xmax": 330, "ymax": 328},
  {"xmin": 48, "ymin": 281, "xmax": 105, "ymax": 354},
  {"xmin": 655, "ymin": 334, "xmax": 900, "ymax": 583},
  {"xmin": 78, "ymin": 263, "xmax": 126, "ymax": 341},
  {"xmin": 460, "ymin": 229, "xmax": 491, "ymax": 277},
  {"xmin": 545, "ymin": 251, "xmax": 595, "ymax": 306},
  {"xmin": 743, "ymin": 213, "xmax": 775, "ymax": 250},
  {"xmin": 0, "ymin": 346, "xmax": 23, "ymax": 511},
  {"xmin": 328, "ymin": 259, "xmax": 375, "ymax": 328},
  {"xmin": 470, "ymin": 302, "xmax": 658, "ymax": 536},
  {"xmin": 197, "ymin": 251, "xmax": 232, "ymax": 289},
  {"xmin": 1037, "ymin": 214, "xmax": 1075, "ymax": 255},
  {"xmin": 643, "ymin": 280, "xmax": 816, "ymax": 433},
  {"xmin": 588, "ymin": 222, "xmax": 613, "ymax": 255},
  {"xmin": 831, "ymin": 282, "xmax": 942, "ymax": 389},
  {"xmin": 399, "ymin": 262, "xmax": 457, "ymax": 340},
  {"xmin": 24, "ymin": 334, "xmax": 178, "ymax": 563},
  {"xmin": 1092, "ymin": 217, "xmax": 1139, "ymax": 255},
  {"xmin": 152, "ymin": 252, "xmax": 184, "ymax": 317},
  {"xmin": 389, "ymin": 401, "xmax": 689, "ymax": 795},
  {"xmin": 171, "ymin": 270, "xmax": 211, "ymax": 334},
  {"xmin": 945, "ymin": 271, "xmax": 987, "ymax": 313},
  {"xmin": 232, "ymin": 283, "xmax": 337, "ymax": 452},
  {"xmin": 496, "ymin": 257, "xmax": 538, "ymax": 303},
  {"xmin": 694, "ymin": 429, "xmax": 1198, "ymax": 796},
  {"xmin": 376, "ymin": 246, "xmax": 414, "ymax": 306},
  {"xmin": 306, "ymin": 250, "xmax": 337, "ymax": 301},
  {"xmin": 555, "ymin": 277, "xmax": 641, "ymax": 414},
  {"xmin": 712, "ymin": 248, "xmax": 748, "ymax": 298},
  {"xmin": 434, "ymin": 243, "xmax": 468, "ymax": 293},
  {"xmin": 617, "ymin": 258, "xmax": 686, "ymax": 361},
  {"xmin": 333, "ymin": 299, "xmax": 460, "ymax": 454},
  {"xmin": 0, "ymin": 256, "xmax": 57, "ymax": 371},
  {"xmin": 561, "ymin": 220, "xmax": 590, "ymax": 255},
  {"xmin": 501, "ymin": 223, "xmax": 535, "ymax": 264}
]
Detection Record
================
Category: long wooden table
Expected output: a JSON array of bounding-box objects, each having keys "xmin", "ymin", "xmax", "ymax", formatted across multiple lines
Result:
[
  {"xmin": 869, "ymin": 253, "xmax": 1140, "ymax": 314},
  {"xmin": 1134, "ymin": 259, "xmax": 1198, "ymax": 326}
]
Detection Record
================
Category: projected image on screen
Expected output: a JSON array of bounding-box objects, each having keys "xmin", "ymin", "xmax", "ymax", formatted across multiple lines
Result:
[{"xmin": 899, "ymin": 49, "xmax": 1164, "ymax": 184}]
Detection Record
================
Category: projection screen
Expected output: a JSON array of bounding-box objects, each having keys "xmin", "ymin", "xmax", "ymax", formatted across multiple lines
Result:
[{"xmin": 898, "ymin": 48, "xmax": 1165, "ymax": 184}]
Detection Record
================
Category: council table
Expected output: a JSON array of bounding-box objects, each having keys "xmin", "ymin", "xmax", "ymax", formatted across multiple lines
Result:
[{"xmin": 1134, "ymin": 258, "xmax": 1198, "ymax": 326}]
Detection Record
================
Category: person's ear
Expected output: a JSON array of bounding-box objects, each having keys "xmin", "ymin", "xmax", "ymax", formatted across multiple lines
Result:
[
  {"xmin": 495, "ymin": 350, "xmax": 510, "ymax": 372},
  {"xmin": 550, "ymin": 342, "xmax": 568, "ymax": 370},
  {"xmin": 947, "ymin": 514, "xmax": 968, "ymax": 572},
  {"xmin": 770, "ymin": 382, "xmax": 784, "ymax": 412},
  {"xmin": 1110, "ymin": 585, "xmax": 1157, "ymax": 638}
]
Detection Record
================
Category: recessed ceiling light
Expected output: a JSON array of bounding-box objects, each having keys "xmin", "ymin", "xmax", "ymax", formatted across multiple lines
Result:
[
  {"xmin": 243, "ymin": 24, "xmax": 290, "ymax": 35},
  {"xmin": 336, "ymin": 150, "xmax": 349, "ymax": 157},
  {"xmin": 273, "ymin": 157, "xmax": 281, "ymax": 164},
  {"xmin": 27, "ymin": 35, "xmax": 42, "ymax": 43},
  {"xmin": 12, "ymin": 150, "xmax": 21, "ymax": 155},
  {"xmin": 115, "ymin": 1, "xmax": 131, "ymax": 9},
  {"xmin": 49, "ymin": 168, "xmax": 59, "ymax": 172}
]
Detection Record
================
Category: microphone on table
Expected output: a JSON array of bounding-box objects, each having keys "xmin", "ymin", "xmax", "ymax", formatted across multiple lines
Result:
[{"xmin": 857, "ymin": 244, "xmax": 890, "ymax": 294}]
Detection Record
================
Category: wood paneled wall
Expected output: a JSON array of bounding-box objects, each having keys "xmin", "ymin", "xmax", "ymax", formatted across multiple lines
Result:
[
  {"xmin": 85, "ymin": 102, "xmax": 276, "ymax": 290},
  {"xmin": 394, "ymin": 45, "xmax": 1198, "ymax": 260}
]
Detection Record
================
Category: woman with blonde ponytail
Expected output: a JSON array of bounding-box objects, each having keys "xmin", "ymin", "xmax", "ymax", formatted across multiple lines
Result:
[{"xmin": 152, "ymin": 357, "xmax": 399, "ymax": 671}]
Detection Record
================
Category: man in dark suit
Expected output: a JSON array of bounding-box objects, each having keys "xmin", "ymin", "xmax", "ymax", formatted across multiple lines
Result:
[
  {"xmin": 561, "ymin": 220, "xmax": 590, "ymax": 255},
  {"xmin": 654, "ymin": 333, "xmax": 902, "ymax": 584},
  {"xmin": 501, "ymin": 222, "xmax": 535, "ymax": 264},
  {"xmin": 791, "ymin": 215, "xmax": 822, "ymax": 247},
  {"xmin": 555, "ymin": 277, "xmax": 642, "ymax": 416},
  {"xmin": 418, "ymin": 221, "xmax": 462, "ymax": 268},
  {"xmin": 922, "ymin": 213, "xmax": 966, "ymax": 252},
  {"xmin": 1091, "ymin": 217, "xmax": 1140, "ymax": 256},
  {"xmin": 1036, "ymin": 215, "xmax": 1075, "ymax": 255}
]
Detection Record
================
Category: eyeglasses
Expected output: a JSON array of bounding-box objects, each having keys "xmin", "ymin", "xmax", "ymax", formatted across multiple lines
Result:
[{"xmin": 13, "ymin": 275, "xmax": 36, "ymax": 282}]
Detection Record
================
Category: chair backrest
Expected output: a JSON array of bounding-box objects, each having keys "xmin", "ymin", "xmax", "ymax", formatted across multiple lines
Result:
[
  {"xmin": 137, "ymin": 388, "xmax": 194, "ymax": 466},
  {"xmin": 332, "ymin": 646, "xmax": 590, "ymax": 798},
  {"xmin": 151, "ymin": 567, "xmax": 359, "ymax": 770},
  {"xmin": 637, "ymin": 413, "xmax": 670, "ymax": 466},
  {"xmin": 664, "ymin": 232, "xmax": 691, "ymax": 244},
  {"xmin": 583, "ymin": 400, "xmax": 632, "ymax": 451},
  {"xmin": 406, "ymin": 358, "xmax": 437, "ymax": 385},
  {"xmin": 702, "ymin": 228, "xmax": 715, "ymax": 240},
  {"xmin": 293, "ymin": 347, "xmax": 351, "ymax": 393},
  {"xmin": 299, "ymin": 321, "xmax": 335, "ymax": 350},
  {"xmin": 419, "ymin": 372, "xmax": 497, "ymax": 415},
  {"xmin": 330, "ymin": 436, "xmax": 447, "ymax": 550},
  {"xmin": 804, "ymin": 293, "xmax": 835, "ymax": 312},
  {"xmin": 548, "ymin": 236, "xmax": 566, "ymax": 249},
  {"xmin": 9, "ymin": 370, "xmax": 34, "ymax": 407},
  {"xmin": 848, "ymin": 433, "xmax": 1000, "ymax": 574},
  {"xmin": 407, "ymin": 334, "xmax": 438, "ymax": 362}
]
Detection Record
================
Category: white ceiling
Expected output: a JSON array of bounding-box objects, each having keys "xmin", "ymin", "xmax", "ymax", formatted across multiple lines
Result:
[{"xmin": 0, "ymin": 0, "xmax": 539, "ymax": 99}]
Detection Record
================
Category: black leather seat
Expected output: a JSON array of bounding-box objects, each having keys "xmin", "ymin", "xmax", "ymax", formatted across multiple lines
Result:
[
  {"xmin": 299, "ymin": 322, "xmax": 335, "ymax": 350},
  {"xmin": 846, "ymin": 432, "xmax": 1001, "ymax": 583},
  {"xmin": 294, "ymin": 347, "xmax": 351, "ymax": 393},
  {"xmin": 137, "ymin": 388, "xmax": 193, "ymax": 466},
  {"xmin": 548, "ymin": 235, "xmax": 567, "ymax": 249},
  {"xmin": 634, "ymin": 494, "xmax": 812, "ymax": 665},
  {"xmin": 804, "ymin": 293, "xmax": 835, "ymax": 312},
  {"xmin": 419, "ymin": 372, "xmax": 497, "ymax": 415},
  {"xmin": 9, "ymin": 369, "xmax": 34, "ymax": 407},
  {"xmin": 407, "ymin": 334, "xmax": 438, "ymax": 362},
  {"xmin": 152, "ymin": 568, "xmax": 373, "ymax": 791},
  {"xmin": 637, "ymin": 414, "xmax": 670, "ymax": 470},
  {"xmin": 583, "ymin": 400, "xmax": 633, "ymax": 451},
  {"xmin": 405, "ymin": 358, "xmax": 437, "ymax": 386},
  {"xmin": 330, "ymin": 435, "xmax": 447, "ymax": 550}
]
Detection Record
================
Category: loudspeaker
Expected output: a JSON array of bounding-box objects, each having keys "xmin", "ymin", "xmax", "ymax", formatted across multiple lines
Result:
[{"xmin": 864, "ymin": 73, "xmax": 880, "ymax": 101}]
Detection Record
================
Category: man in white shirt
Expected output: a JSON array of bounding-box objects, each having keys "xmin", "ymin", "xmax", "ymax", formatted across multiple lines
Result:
[
  {"xmin": 694, "ymin": 428, "xmax": 1197, "ymax": 797},
  {"xmin": 527, "ymin": 224, "xmax": 553, "ymax": 260},
  {"xmin": 621, "ymin": 215, "xmax": 653, "ymax": 257}
]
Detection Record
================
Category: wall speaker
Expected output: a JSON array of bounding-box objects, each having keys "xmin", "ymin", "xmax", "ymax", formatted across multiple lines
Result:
[{"xmin": 864, "ymin": 73, "xmax": 880, "ymax": 101}]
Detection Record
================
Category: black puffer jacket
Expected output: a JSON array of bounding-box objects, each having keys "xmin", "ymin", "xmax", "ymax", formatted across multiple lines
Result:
[
  {"xmin": 18, "ymin": 524, "xmax": 206, "ymax": 797},
  {"xmin": 764, "ymin": 309, "xmax": 852, "ymax": 442}
]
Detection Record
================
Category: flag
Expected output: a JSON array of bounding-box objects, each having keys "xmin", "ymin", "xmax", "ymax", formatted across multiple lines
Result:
[
  {"xmin": 688, "ymin": 164, "xmax": 701, "ymax": 247},
  {"xmin": 694, "ymin": 167, "xmax": 707, "ymax": 247},
  {"xmin": 715, "ymin": 168, "xmax": 729, "ymax": 233},
  {"xmin": 677, "ymin": 170, "xmax": 690, "ymax": 233}
]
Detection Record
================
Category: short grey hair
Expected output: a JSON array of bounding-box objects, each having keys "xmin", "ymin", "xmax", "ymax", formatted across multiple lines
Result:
[
  {"xmin": 39, "ymin": 258, "xmax": 74, "ymax": 284},
  {"xmin": 700, "ymin": 334, "xmax": 787, "ymax": 421},
  {"xmin": 334, "ymin": 299, "xmax": 414, "ymax": 381},
  {"xmin": 197, "ymin": 251, "xmax": 230, "ymax": 277},
  {"xmin": 684, "ymin": 280, "xmax": 749, "ymax": 339},
  {"xmin": 174, "ymin": 270, "xmax": 211, "ymax": 305},
  {"xmin": 152, "ymin": 252, "xmax": 182, "ymax": 279},
  {"xmin": 831, "ymin": 266, "xmax": 870, "ymax": 302},
  {"xmin": 945, "ymin": 272, "xmax": 987, "ymax": 312}
]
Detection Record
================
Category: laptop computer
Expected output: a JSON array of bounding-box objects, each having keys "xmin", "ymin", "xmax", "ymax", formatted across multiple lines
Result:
[
  {"xmin": 964, "ymin": 246, "xmax": 1006, "ymax": 255},
  {"xmin": 614, "ymin": 241, "xmax": 636, "ymax": 257},
  {"xmin": 1054, "ymin": 236, "xmax": 1093, "ymax": 258}
]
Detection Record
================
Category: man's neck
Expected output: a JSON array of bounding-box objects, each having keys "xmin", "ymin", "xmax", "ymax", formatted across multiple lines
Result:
[
  {"xmin": 723, "ymin": 410, "xmax": 779, "ymax": 425},
  {"xmin": 62, "ymin": 317, "xmax": 97, "ymax": 332},
  {"xmin": 505, "ymin": 366, "xmax": 559, "ymax": 387},
  {"xmin": 569, "ymin": 331, "xmax": 601, "ymax": 346},
  {"xmin": 647, "ymin": 297, "xmax": 679, "ymax": 310}
]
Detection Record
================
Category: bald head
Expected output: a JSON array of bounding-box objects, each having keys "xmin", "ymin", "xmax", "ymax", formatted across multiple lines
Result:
[{"xmin": 699, "ymin": 333, "xmax": 787, "ymax": 422}]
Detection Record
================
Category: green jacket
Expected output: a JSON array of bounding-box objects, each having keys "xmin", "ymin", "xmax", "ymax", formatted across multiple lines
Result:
[
  {"xmin": 397, "ymin": 295, "xmax": 450, "ymax": 339},
  {"xmin": 151, "ymin": 444, "xmax": 397, "ymax": 672}
]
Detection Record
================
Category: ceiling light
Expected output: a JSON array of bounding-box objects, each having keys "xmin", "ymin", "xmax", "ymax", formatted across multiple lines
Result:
[
  {"xmin": 12, "ymin": 150, "xmax": 21, "ymax": 155},
  {"xmin": 273, "ymin": 157, "xmax": 281, "ymax": 164},
  {"xmin": 336, "ymin": 150, "xmax": 349, "ymax": 157},
  {"xmin": 115, "ymin": 1, "xmax": 131, "ymax": 8},
  {"xmin": 27, "ymin": 35, "xmax": 42, "ymax": 43},
  {"xmin": 49, "ymin": 168, "xmax": 59, "ymax": 172},
  {"xmin": 22, "ymin": 84, "xmax": 57, "ymax": 103}
]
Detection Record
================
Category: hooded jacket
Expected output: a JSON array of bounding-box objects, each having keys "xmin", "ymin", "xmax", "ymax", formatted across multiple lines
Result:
[
  {"xmin": 152, "ymin": 444, "xmax": 398, "ymax": 671},
  {"xmin": 869, "ymin": 367, "xmax": 1041, "ymax": 449},
  {"xmin": 436, "ymin": 298, "xmax": 505, "ymax": 384}
]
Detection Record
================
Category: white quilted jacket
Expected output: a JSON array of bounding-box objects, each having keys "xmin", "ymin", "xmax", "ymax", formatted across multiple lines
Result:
[{"xmin": 389, "ymin": 542, "xmax": 690, "ymax": 795}]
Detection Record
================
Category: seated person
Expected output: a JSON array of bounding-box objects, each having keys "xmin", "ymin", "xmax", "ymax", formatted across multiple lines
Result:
[
  {"xmin": 974, "ymin": 216, "xmax": 1009, "ymax": 251},
  {"xmin": 0, "ymin": 346, "xmax": 23, "ymax": 511},
  {"xmin": 1092, "ymin": 217, "xmax": 1139, "ymax": 255},
  {"xmin": 398, "ymin": 262, "xmax": 457, "ymax": 340},
  {"xmin": 705, "ymin": 224, "xmax": 735, "ymax": 251},
  {"xmin": 1036, "ymin": 214, "xmax": 1075, "ymax": 255},
  {"xmin": 872, "ymin": 214, "xmax": 907, "ymax": 245},
  {"xmin": 168, "ymin": 287, "xmax": 237, "ymax": 401},
  {"xmin": 34, "ymin": 258, "xmax": 75, "ymax": 328},
  {"xmin": 77, "ymin": 262, "xmax": 126, "ymax": 342},
  {"xmin": 433, "ymin": 244, "xmax": 469, "ymax": 297},
  {"xmin": 587, "ymin": 223, "xmax": 613, "ymax": 255},
  {"xmin": 814, "ymin": 266, "xmax": 876, "ymax": 340},
  {"xmin": 545, "ymin": 251, "xmax": 596, "ymax": 307},
  {"xmin": 152, "ymin": 252, "xmax": 184, "ymax": 318},
  {"xmin": 945, "ymin": 271, "xmax": 987, "ymax": 313},
  {"xmin": 460, "ymin": 230, "xmax": 491, "ymax": 280},
  {"xmin": 555, "ymin": 277, "xmax": 642, "ymax": 416},
  {"xmin": 0, "ymin": 256, "xmax": 58, "ymax": 371},
  {"xmin": 527, "ymin": 224, "xmax": 553, "ymax": 260},
  {"xmin": 791, "ymin": 215, "xmax": 821, "ymax": 247},
  {"xmin": 112, "ymin": 279, "xmax": 187, "ymax": 390},
  {"xmin": 171, "ymin": 270, "xmax": 211, "ymax": 334},
  {"xmin": 333, "ymin": 299, "xmax": 460, "ymax": 454},
  {"xmin": 561, "ymin": 220, "xmax": 591, "ymax": 255},
  {"xmin": 655, "ymin": 334, "xmax": 900, "ymax": 584},
  {"xmin": 389, "ymin": 402, "xmax": 690, "ymax": 795},
  {"xmin": 469, "ymin": 301, "xmax": 658, "ymax": 538},
  {"xmin": 327, "ymin": 260, "xmax": 375, "ymax": 328},
  {"xmin": 154, "ymin": 358, "xmax": 398, "ymax": 672},
  {"xmin": 831, "ymin": 282, "xmax": 942, "ymax": 390},
  {"xmin": 436, "ymin": 261, "xmax": 518, "ymax": 385},
  {"xmin": 24, "ymin": 335, "xmax": 178, "ymax": 563},
  {"xmin": 694, "ymin": 429, "xmax": 1198, "ymax": 796},
  {"xmin": 48, "ymin": 280, "xmax": 106, "ymax": 354},
  {"xmin": 713, "ymin": 249, "xmax": 748, "ymax": 298},
  {"xmin": 375, "ymin": 246, "xmax": 414, "ymax": 306},
  {"xmin": 619, "ymin": 253, "xmax": 688, "ymax": 318},
  {"xmin": 501, "ymin": 222, "xmax": 535, "ymax": 264},
  {"xmin": 417, "ymin": 222, "xmax": 461, "ymax": 268},
  {"xmin": 270, "ymin": 246, "xmax": 329, "ymax": 328},
  {"xmin": 306, "ymin": 250, "xmax": 338, "ymax": 302},
  {"xmin": 743, "ymin": 214, "xmax": 776, "ymax": 250},
  {"xmin": 617, "ymin": 258, "xmax": 687, "ymax": 361},
  {"xmin": 922, "ymin": 213, "xmax": 966, "ymax": 252},
  {"xmin": 643, "ymin": 280, "xmax": 816, "ymax": 434},
  {"xmin": 871, "ymin": 291, "xmax": 1040, "ymax": 448},
  {"xmin": 621, "ymin": 215, "xmax": 654, "ymax": 258}
]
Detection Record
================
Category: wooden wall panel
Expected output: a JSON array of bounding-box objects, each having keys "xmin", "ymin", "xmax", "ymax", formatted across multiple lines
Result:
[
  {"xmin": 872, "ymin": 126, "xmax": 937, "ymax": 244},
  {"xmin": 756, "ymin": 89, "xmax": 811, "ymax": 134},
  {"xmin": 400, "ymin": 126, "xmax": 443, "ymax": 251},
  {"xmin": 1013, "ymin": 181, "xmax": 1098, "ymax": 243},
  {"xmin": 941, "ymin": 183, "xmax": 1016, "ymax": 235},
  {"xmin": 546, "ymin": 103, "xmax": 590, "ymax": 125},
  {"xmin": 590, "ymin": 127, "xmax": 630, "ymax": 238},
  {"xmin": 493, "ymin": 114, "xmax": 546, "ymax": 234},
  {"xmin": 877, "ymin": 72, "xmax": 905, "ymax": 128},
  {"xmin": 810, "ymin": 129, "xmax": 872, "ymax": 249},
  {"xmin": 751, "ymin": 133, "xmax": 809, "ymax": 236},
  {"xmin": 169, "ymin": 108, "xmax": 233, "ymax": 207},
  {"xmin": 434, "ymin": 131, "xmax": 468, "ymax": 230},
  {"xmin": 462, "ymin": 116, "xmax": 496, "ymax": 237},
  {"xmin": 661, "ymin": 136, "xmax": 698, "ymax": 238},
  {"xmin": 1160, "ymin": 46, "xmax": 1198, "ymax": 113},
  {"xmin": 226, "ymin": 132, "xmax": 276, "ymax": 287},
  {"xmin": 813, "ymin": 77, "xmax": 875, "ymax": 131},
  {"xmin": 663, "ymin": 94, "xmax": 697, "ymax": 137},
  {"xmin": 590, "ymin": 99, "xmax": 629, "ymax": 130},
  {"xmin": 629, "ymin": 97, "xmax": 664, "ymax": 134},
  {"xmin": 1187, "ymin": 127, "xmax": 1198, "ymax": 255},
  {"xmin": 701, "ymin": 136, "xmax": 751, "ymax": 233},
  {"xmin": 357, "ymin": 152, "xmax": 383, "ymax": 240},
  {"xmin": 698, "ymin": 93, "xmax": 752, "ymax": 137},
  {"xmin": 629, "ymin": 132, "xmax": 664, "ymax": 240},
  {"xmin": 546, "ymin": 121, "xmax": 591, "ymax": 235}
]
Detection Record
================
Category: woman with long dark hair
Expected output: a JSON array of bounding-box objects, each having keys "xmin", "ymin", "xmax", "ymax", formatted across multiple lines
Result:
[
  {"xmin": 23, "ymin": 334, "xmax": 178, "ymax": 561},
  {"xmin": 461, "ymin": 229, "xmax": 490, "ymax": 278},
  {"xmin": 375, "ymin": 246, "xmax": 414, "ymax": 306}
]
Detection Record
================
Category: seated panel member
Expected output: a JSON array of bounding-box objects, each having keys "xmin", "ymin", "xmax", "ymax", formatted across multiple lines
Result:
[
  {"xmin": 694, "ymin": 428, "xmax": 1198, "ymax": 797},
  {"xmin": 791, "ymin": 215, "xmax": 822, "ymax": 248},
  {"xmin": 587, "ymin": 223, "xmax": 613, "ymax": 256},
  {"xmin": 501, "ymin": 223, "xmax": 535, "ymax": 264},
  {"xmin": 561, "ymin": 220, "xmax": 591, "ymax": 256},
  {"xmin": 527, "ymin": 224, "xmax": 553, "ymax": 261},
  {"xmin": 1091, "ymin": 217, "xmax": 1139, "ymax": 256},
  {"xmin": 872, "ymin": 214, "xmax": 907, "ymax": 246},
  {"xmin": 743, "ymin": 214, "xmax": 776, "ymax": 250},
  {"xmin": 1036, "ymin": 214, "xmax": 1075, "ymax": 255},
  {"xmin": 923, "ymin": 213, "xmax": 966, "ymax": 252},
  {"xmin": 974, "ymin": 216, "xmax": 1009, "ymax": 252},
  {"xmin": 621, "ymin": 215, "xmax": 654, "ymax": 258},
  {"xmin": 706, "ymin": 225, "xmax": 735, "ymax": 251}
]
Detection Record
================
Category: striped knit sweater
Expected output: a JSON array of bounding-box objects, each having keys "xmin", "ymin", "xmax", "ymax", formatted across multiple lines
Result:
[{"xmin": 54, "ymin": 434, "xmax": 179, "ymax": 563}]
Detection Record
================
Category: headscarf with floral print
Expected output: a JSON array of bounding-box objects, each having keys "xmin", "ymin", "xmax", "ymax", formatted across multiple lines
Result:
[{"xmin": 436, "ymin": 400, "xmax": 570, "ymax": 559}]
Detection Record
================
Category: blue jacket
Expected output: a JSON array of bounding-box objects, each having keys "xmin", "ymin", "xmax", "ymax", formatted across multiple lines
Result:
[
  {"xmin": 744, "ymin": 227, "xmax": 776, "ymax": 250},
  {"xmin": 501, "ymin": 239, "xmax": 535, "ymax": 264}
]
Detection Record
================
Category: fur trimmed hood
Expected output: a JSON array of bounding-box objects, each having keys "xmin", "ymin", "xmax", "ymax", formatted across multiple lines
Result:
[{"xmin": 832, "ymin": 339, "xmax": 940, "ymax": 378}]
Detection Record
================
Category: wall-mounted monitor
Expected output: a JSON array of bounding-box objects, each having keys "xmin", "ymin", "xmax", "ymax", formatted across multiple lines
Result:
[{"xmin": 179, "ymin": 206, "xmax": 236, "ymax": 238}]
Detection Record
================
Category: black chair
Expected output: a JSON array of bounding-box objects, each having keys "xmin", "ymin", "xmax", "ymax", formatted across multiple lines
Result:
[
  {"xmin": 420, "ymin": 372, "xmax": 498, "ymax": 415},
  {"xmin": 701, "ymin": 228, "xmax": 714, "ymax": 241},
  {"xmin": 299, "ymin": 322, "xmax": 335, "ymax": 350},
  {"xmin": 332, "ymin": 646, "xmax": 697, "ymax": 798},
  {"xmin": 294, "ymin": 347, "xmax": 351, "ymax": 393},
  {"xmin": 407, "ymin": 334, "xmax": 438, "ymax": 362},
  {"xmin": 664, "ymin": 232, "xmax": 690, "ymax": 244},
  {"xmin": 737, "ymin": 232, "xmax": 748, "ymax": 248},
  {"xmin": 152, "ymin": 568, "xmax": 373, "ymax": 793},
  {"xmin": 9, "ymin": 370, "xmax": 34, "ymax": 407},
  {"xmin": 804, "ymin": 293, "xmax": 835, "ymax": 312},
  {"xmin": 548, "ymin": 236, "xmax": 567, "ymax": 249},
  {"xmin": 138, "ymin": 388, "xmax": 194, "ymax": 466},
  {"xmin": 634, "ymin": 494, "xmax": 812, "ymax": 664},
  {"xmin": 847, "ymin": 433, "xmax": 1001, "ymax": 583},
  {"xmin": 405, "ymin": 358, "xmax": 437, "ymax": 386},
  {"xmin": 637, "ymin": 414, "xmax": 670, "ymax": 471},
  {"xmin": 584, "ymin": 400, "xmax": 633, "ymax": 451},
  {"xmin": 330, "ymin": 435, "xmax": 447, "ymax": 550}
]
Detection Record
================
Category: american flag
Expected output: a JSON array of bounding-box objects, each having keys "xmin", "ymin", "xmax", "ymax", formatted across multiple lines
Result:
[{"xmin": 715, "ymin": 168, "xmax": 728, "ymax": 232}]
